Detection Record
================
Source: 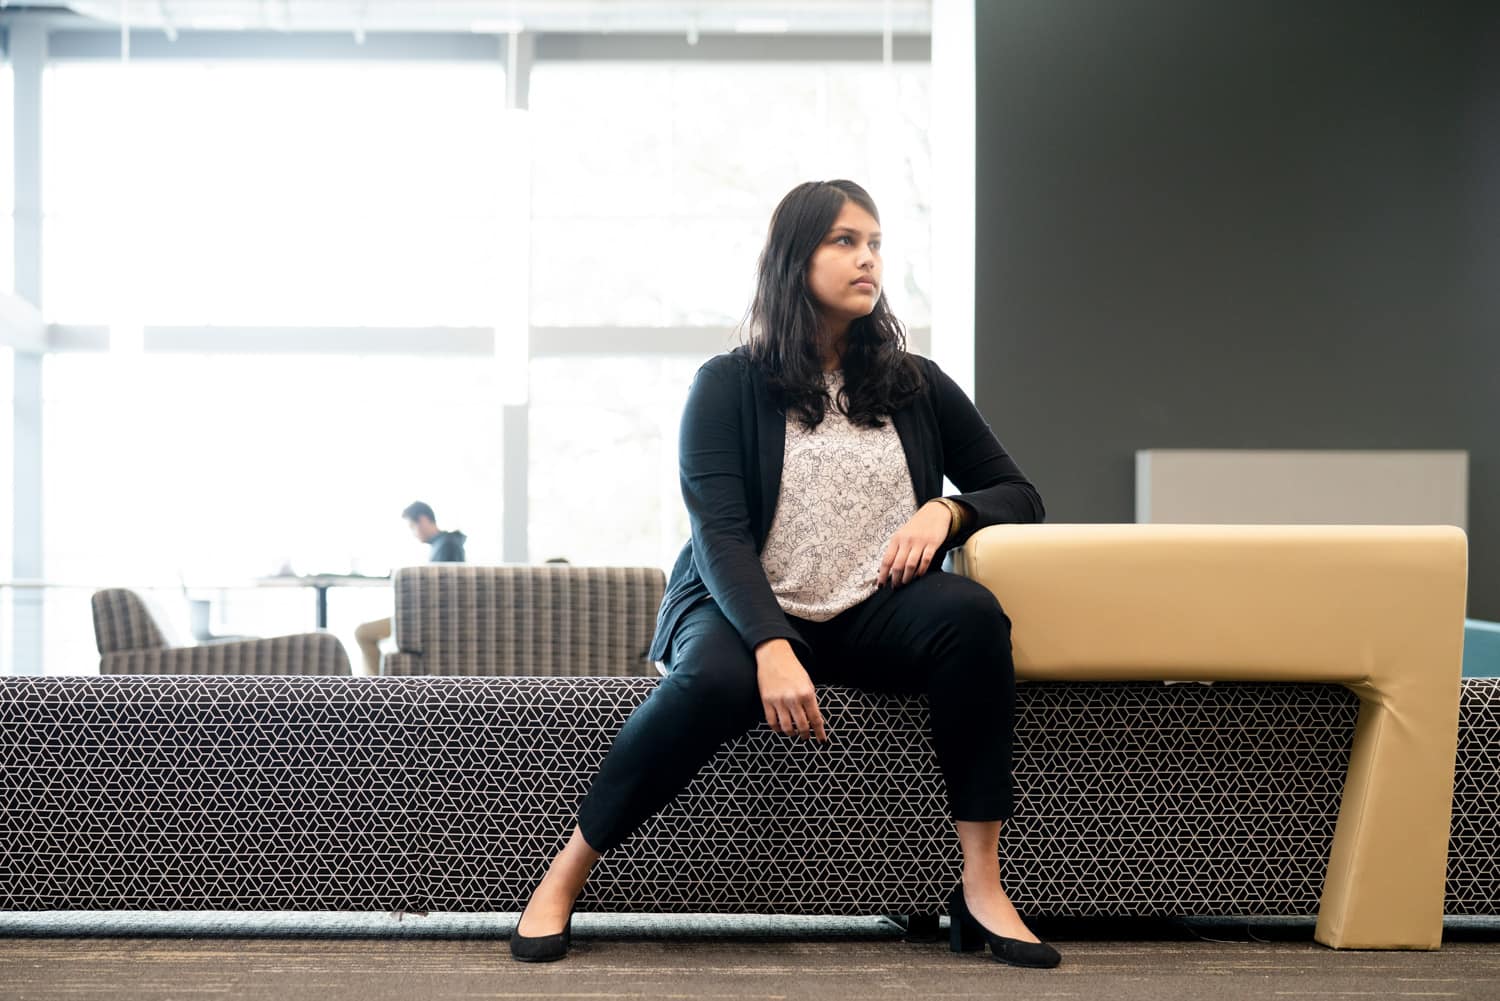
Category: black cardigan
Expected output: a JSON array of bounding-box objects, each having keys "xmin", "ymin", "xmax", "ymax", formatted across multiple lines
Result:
[{"xmin": 646, "ymin": 344, "xmax": 1046, "ymax": 665}]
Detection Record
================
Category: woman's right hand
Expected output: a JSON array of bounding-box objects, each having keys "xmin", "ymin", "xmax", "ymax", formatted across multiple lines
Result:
[{"xmin": 753, "ymin": 638, "xmax": 828, "ymax": 742}]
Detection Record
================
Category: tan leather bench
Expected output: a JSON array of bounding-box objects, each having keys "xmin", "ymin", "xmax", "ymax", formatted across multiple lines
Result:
[{"xmin": 954, "ymin": 523, "xmax": 1468, "ymax": 950}]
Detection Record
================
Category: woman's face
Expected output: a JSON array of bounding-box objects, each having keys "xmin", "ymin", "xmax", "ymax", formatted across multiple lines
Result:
[{"xmin": 805, "ymin": 200, "xmax": 882, "ymax": 330}]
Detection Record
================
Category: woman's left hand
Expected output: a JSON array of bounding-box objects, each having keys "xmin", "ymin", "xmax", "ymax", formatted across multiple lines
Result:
[{"xmin": 876, "ymin": 501, "xmax": 953, "ymax": 588}]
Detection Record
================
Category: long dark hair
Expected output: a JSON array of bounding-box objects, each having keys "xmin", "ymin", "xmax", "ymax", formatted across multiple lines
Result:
[{"xmin": 739, "ymin": 179, "xmax": 924, "ymax": 430}]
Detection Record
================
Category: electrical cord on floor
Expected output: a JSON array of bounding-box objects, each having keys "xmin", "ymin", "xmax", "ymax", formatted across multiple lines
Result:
[{"xmin": 1173, "ymin": 917, "xmax": 1257, "ymax": 945}]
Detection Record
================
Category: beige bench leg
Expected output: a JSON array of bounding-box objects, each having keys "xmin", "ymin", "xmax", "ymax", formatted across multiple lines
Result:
[{"xmin": 1315, "ymin": 679, "xmax": 1461, "ymax": 949}]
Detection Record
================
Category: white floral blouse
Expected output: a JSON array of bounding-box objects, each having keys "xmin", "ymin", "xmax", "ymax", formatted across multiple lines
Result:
[{"xmin": 758, "ymin": 368, "xmax": 919, "ymax": 622}]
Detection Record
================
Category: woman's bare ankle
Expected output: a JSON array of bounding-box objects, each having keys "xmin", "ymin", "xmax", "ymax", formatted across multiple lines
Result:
[
  {"xmin": 518, "ymin": 826, "xmax": 599, "ymax": 931},
  {"xmin": 518, "ymin": 871, "xmax": 581, "ymax": 936},
  {"xmin": 961, "ymin": 865, "xmax": 1003, "ymax": 892},
  {"xmin": 550, "ymin": 831, "xmax": 600, "ymax": 888}
]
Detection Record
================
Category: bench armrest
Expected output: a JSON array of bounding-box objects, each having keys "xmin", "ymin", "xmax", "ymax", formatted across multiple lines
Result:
[{"xmin": 955, "ymin": 523, "xmax": 1468, "ymax": 950}]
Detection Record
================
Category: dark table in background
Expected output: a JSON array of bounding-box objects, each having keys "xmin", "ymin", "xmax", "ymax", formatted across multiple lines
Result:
[{"xmin": 254, "ymin": 573, "xmax": 393, "ymax": 629}]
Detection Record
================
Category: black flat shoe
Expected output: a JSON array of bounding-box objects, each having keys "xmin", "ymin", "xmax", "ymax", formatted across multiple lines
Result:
[
  {"xmin": 510, "ymin": 893, "xmax": 576, "ymax": 963},
  {"xmin": 947, "ymin": 883, "xmax": 1061, "ymax": 969}
]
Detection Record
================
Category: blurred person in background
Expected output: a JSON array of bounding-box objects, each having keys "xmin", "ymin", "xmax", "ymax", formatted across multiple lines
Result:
[{"xmin": 353, "ymin": 501, "xmax": 466, "ymax": 675}]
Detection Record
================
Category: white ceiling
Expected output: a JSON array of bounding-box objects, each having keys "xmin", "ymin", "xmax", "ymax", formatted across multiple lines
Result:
[{"xmin": 56, "ymin": 1, "xmax": 932, "ymax": 35}]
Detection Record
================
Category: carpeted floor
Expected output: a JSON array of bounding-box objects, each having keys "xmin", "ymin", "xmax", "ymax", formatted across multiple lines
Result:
[{"xmin": 2, "ymin": 914, "xmax": 1498, "ymax": 1001}]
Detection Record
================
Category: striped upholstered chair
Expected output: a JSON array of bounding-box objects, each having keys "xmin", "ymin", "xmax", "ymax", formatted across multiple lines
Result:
[
  {"xmin": 91, "ymin": 588, "xmax": 352, "ymax": 675},
  {"xmin": 381, "ymin": 564, "xmax": 666, "ymax": 677}
]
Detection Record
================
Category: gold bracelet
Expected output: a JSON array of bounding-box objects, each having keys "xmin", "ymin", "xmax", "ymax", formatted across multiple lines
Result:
[{"xmin": 933, "ymin": 497, "xmax": 965, "ymax": 540}]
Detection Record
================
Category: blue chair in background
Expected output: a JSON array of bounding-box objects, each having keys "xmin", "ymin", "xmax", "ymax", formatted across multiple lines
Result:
[{"xmin": 1463, "ymin": 619, "xmax": 1500, "ymax": 677}]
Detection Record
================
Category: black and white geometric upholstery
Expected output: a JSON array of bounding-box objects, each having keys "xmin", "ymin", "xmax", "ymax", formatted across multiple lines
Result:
[
  {"xmin": 89, "ymin": 589, "xmax": 352, "ymax": 676},
  {"xmin": 3, "ymin": 674, "xmax": 1496, "ymax": 915},
  {"xmin": 382, "ymin": 565, "xmax": 666, "ymax": 677},
  {"xmin": 1446, "ymin": 679, "xmax": 1500, "ymax": 914}
]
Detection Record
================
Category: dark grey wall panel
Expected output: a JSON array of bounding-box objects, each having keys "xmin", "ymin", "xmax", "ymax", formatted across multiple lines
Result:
[{"xmin": 974, "ymin": 0, "xmax": 1500, "ymax": 616}]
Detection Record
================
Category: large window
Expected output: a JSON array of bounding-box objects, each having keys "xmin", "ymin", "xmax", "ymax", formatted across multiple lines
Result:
[
  {"xmin": 0, "ymin": 56, "xmax": 14, "ymax": 572},
  {"xmin": 528, "ymin": 61, "xmax": 932, "ymax": 328},
  {"xmin": 42, "ymin": 60, "xmax": 516, "ymax": 326},
  {"xmin": 41, "ymin": 351, "xmax": 504, "ymax": 673},
  {"xmin": 0, "ymin": 348, "xmax": 11, "ymax": 552},
  {"xmin": 526, "ymin": 60, "xmax": 932, "ymax": 570},
  {"xmin": 2, "ymin": 58, "xmax": 18, "ymax": 672},
  {"xmin": 32, "ymin": 58, "xmax": 521, "ymax": 672},
  {"xmin": 0, "ymin": 347, "xmax": 13, "ymax": 671},
  {"xmin": 0, "ymin": 63, "xmax": 14, "ymax": 296},
  {"xmin": 528, "ymin": 353, "xmax": 703, "ymax": 572},
  {"xmin": 16, "ymin": 43, "xmax": 935, "ymax": 672}
]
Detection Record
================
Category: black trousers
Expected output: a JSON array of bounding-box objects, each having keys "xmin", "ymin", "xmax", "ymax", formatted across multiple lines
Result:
[{"xmin": 573, "ymin": 567, "xmax": 1017, "ymax": 854}]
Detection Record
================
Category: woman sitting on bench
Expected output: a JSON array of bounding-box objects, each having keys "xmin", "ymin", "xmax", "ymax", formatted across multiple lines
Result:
[{"xmin": 511, "ymin": 179, "xmax": 1057, "ymax": 970}]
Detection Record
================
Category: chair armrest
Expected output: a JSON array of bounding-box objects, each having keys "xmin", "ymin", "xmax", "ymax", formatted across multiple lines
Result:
[{"xmin": 100, "ymin": 632, "xmax": 351, "ymax": 675}]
